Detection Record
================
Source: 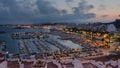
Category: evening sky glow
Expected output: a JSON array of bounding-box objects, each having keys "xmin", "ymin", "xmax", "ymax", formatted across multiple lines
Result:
[{"xmin": 0, "ymin": 0, "xmax": 120, "ymax": 24}]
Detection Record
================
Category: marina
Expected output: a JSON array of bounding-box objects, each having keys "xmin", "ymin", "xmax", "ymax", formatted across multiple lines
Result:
[
  {"xmin": 0, "ymin": 0, "xmax": 120, "ymax": 67},
  {"xmin": 0, "ymin": 26, "xmax": 83, "ymax": 55},
  {"xmin": 18, "ymin": 35, "xmax": 82, "ymax": 55},
  {"xmin": 0, "ymin": 23, "xmax": 120, "ymax": 68}
]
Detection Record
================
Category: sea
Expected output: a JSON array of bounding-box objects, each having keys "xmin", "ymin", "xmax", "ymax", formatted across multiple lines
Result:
[{"xmin": 0, "ymin": 26, "xmax": 42, "ymax": 54}]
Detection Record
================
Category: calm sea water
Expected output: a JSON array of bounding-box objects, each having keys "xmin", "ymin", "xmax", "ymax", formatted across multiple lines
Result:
[{"xmin": 0, "ymin": 26, "xmax": 42, "ymax": 54}]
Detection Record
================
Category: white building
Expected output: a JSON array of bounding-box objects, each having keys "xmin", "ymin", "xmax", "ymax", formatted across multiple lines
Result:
[{"xmin": 107, "ymin": 24, "xmax": 117, "ymax": 33}]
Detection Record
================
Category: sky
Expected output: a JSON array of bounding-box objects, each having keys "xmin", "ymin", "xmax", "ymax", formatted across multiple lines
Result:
[{"xmin": 0, "ymin": 0, "xmax": 120, "ymax": 24}]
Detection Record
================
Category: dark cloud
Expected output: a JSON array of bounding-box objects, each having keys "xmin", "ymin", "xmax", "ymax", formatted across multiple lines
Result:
[
  {"xmin": 101, "ymin": 15, "xmax": 109, "ymax": 18},
  {"xmin": 34, "ymin": 13, "xmax": 95, "ymax": 22},
  {"xmin": 0, "ymin": 0, "xmax": 37, "ymax": 23},
  {"xmin": 0, "ymin": 0, "xmax": 96, "ymax": 24},
  {"xmin": 72, "ymin": 0, "xmax": 94, "ymax": 14},
  {"xmin": 60, "ymin": 10, "xmax": 68, "ymax": 15},
  {"xmin": 36, "ymin": 0, "xmax": 60, "ymax": 15}
]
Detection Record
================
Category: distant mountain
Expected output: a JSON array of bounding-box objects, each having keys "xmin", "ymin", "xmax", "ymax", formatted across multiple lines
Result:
[
  {"xmin": 112, "ymin": 19, "xmax": 120, "ymax": 28},
  {"xmin": 98, "ymin": 19, "xmax": 120, "ymax": 28}
]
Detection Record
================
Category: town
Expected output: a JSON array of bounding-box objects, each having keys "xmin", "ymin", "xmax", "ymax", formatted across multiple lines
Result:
[{"xmin": 0, "ymin": 19, "xmax": 120, "ymax": 68}]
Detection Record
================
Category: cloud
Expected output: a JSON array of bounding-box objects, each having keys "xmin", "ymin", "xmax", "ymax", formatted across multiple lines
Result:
[
  {"xmin": 66, "ymin": 0, "xmax": 74, "ymax": 2},
  {"xmin": 96, "ymin": 0, "xmax": 106, "ymax": 10},
  {"xmin": 0, "ymin": 0, "xmax": 37, "ymax": 23},
  {"xmin": 72, "ymin": 0, "xmax": 94, "ymax": 14},
  {"xmin": 60, "ymin": 10, "xmax": 68, "ymax": 15},
  {"xmin": 36, "ymin": 0, "xmax": 60, "ymax": 15},
  {"xmin": 98, "ymin": 4, "xmax": 106, "ymax": 10},
  {"xmin": 0, "ymin": 0, "xmax": 96, "ymax": 24},
  {"xmin": 101, "ymin": 15, "xmax": 109, "ymax": 18}
]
